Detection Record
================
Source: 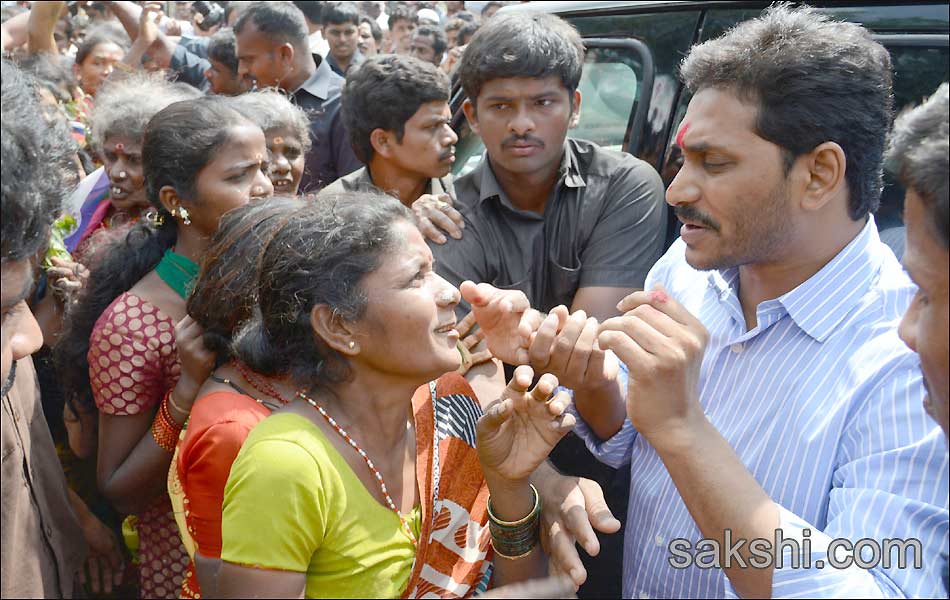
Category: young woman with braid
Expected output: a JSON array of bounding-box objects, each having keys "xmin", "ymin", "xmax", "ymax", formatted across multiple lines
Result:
[
  {"xmin": 216, "ymin": 194, "xmax": 574, "ymax": 598},
  {"xmin": 55, "ymin": 96, "xmax": 273, "ymax": 598}
]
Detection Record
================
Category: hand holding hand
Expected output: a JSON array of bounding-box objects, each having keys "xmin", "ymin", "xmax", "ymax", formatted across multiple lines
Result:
[
  {"xmin": 476, "ymin": 366, "xmax": 575, "ymax": 483},
  {"xmin": 597, "ymin": 284, "xmax": 708, "ymax": 447},
  {"xmin": 460, "ymin": 281, "xmax": 551, "ymax": 365},
  {"xmin": 411, "ymin": 193, "xmax": 464, "ymax": 244},
  {"xmin": 527, "ymin": 308, "xmax": 619, "ymax": 394}
]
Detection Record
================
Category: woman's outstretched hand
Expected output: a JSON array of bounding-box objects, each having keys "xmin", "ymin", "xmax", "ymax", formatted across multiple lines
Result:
[{"xmin": 476, "ymin": 366, "xmax": 576, "ymax": 483}]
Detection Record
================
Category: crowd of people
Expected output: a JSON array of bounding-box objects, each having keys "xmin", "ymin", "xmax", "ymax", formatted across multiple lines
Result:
[{"xmin": 1, "ymin": 1, "xmax": 948, "ymax": 599}]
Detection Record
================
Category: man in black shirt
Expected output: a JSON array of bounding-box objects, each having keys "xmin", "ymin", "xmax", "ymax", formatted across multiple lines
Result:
[
  {"xmin": 234, "ymin": 2, "xmax": 361, "ymax": 192},
  {"xmin": 431, "ymin": 12, "xmax": 667, "ymax": 598}
]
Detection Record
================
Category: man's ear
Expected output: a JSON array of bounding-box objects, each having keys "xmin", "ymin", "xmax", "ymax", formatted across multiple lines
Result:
[
  {"xmin": 569, "ymin": 89, "xmax": 582, "ymax": 128},
  {"xmin": 310, "ymin": 304, "xmax": 360, "ymax": 356},
  {"xmin": 798, "ymin": 141, "xmax": 847, "ymax": 214},
  {"xmin": 370, "ymin": 128, "xmax": 395, "ymax": 158},
  {"xmin": 158, "ymin": 185, "xmax": 181, "ymax": 216},
  {"xmin": 462, "ymin": 98, "xmax": 479, "ymax": 137},
  {"xmin": 277, "ymin": 41, "xmax": 296, "ymax": 66}
]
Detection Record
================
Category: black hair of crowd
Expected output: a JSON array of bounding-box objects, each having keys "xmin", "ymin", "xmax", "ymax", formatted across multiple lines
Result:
[
  {"xmin": 232, "ymin": 193, "xmax": 411, "ymax": 389},
  {"xmin": 359, "ymin": 15, "xmax": 383, "ymax": 44},
  {"xmin": 388, "ymin": 3, "xmax": 417, "ymax": 30},
  {"xmin": 55, "ymin": 97, "xmax": 254, "ymax": 413},
  {"xmin": 208, "ymin": 27, "xmax": 239, "ymax": 75},
  {"xmin": 415, "ymin": 23, "xmax": 447, "ymax": 58},
  {"xmin": 457, "ymin": 12, "xmax": 584, "ymax": 107},
  {"xmin": 1, "ymin": 60, "xmax": 72, "ymax": 262},
  {"xmin": 291, "ymin": 0, "xmax": 323, "ymax": 25},
  {"xmin": 456, "ymin": 21, "xmax": 478, "ymax": 46},
  {"xmin": 342, "ymin": 54, "xmax": 450, "ymax": 163},
  {"xmin": 321, "ymin": 1, "xmax": 361, "ymax": 27},
  {"xmin": 679, "ymin": 3, "xmax": 894, "ymax": 221},
  {"xmin": 234, "ymin": 1, "xmax": 309, "ymax": 52},
  {"xmin": 187, "ymin": 196, "xmax": 301, "ymax": 365},
  {"xmin": 886, "ymin": 83, "xmax": 950, "ymax": 248},
  {"xmin": 18, "ymin": 52, "xmax": 76, "ymax": 104}
]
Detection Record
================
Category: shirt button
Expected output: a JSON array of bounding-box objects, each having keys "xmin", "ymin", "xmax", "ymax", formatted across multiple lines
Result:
[
  {"xmin": 730, "ymin": 343, "xmax": 744, "ymax": 354},
  {"xmin": 45, "ymin": 524, "xmax": 53, "ymax": 538},
  {"xmin": 654, "ymin": 533, "xmax": 664, "ymax": 547}
]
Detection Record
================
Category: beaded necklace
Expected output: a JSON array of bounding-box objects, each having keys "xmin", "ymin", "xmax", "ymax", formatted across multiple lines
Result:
[
  {"xmin": 234, "ymin": 361, "xmax": 293, "ymax": 406},
  {"xmin": 296, "ymin": 389, "xmax": 418, "ymax": 546}
]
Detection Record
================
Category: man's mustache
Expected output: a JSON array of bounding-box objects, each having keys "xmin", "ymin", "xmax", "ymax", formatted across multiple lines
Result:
[
  {"xmin": 501, "ymin": 134, "xmax": 545, "ymax": 149},
  {"xmin": 675, "ymin": 204, "xmax": 721, "ymax": 232}
]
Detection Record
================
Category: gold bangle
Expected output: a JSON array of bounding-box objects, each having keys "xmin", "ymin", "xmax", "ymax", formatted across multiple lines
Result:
[
  {"xmin": 487, "ymin": 484, "xmax": 541, "ymax": 527},
  {"xmin": 166, "ymin": 390, "xmax": 189, "ymax": 422},
  {"xmin": 490, "ymin": 538, "xmax": 538, "ymax": 560}
]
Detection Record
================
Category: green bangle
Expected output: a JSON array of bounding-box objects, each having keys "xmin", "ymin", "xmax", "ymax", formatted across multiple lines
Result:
[{"xmin": 488, "ymin": 484, "xmax": 541, "ymax": 559}]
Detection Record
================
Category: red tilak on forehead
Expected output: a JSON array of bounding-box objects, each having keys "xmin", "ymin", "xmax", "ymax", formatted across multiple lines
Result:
[
  {"xmin": 115, "ymin": 142, "xmax": 125, "ymax": 153},
  {"xmin": 675, "ymin": 121, "xmax": 690, "ymax": 148}
]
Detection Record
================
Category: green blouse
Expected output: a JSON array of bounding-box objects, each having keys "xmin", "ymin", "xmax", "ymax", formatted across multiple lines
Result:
[{"xmin": 220, "ymin": 413, "xmax": 421, "ymax": 598}]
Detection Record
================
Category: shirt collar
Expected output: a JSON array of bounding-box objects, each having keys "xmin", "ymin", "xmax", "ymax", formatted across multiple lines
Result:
[
  {"xmin": 475, "ymin": 139, "xmax": 586, "ymax": 204},
  {"xmin": 294, "ymin": 54, "xmax": 332, "ymax": 100},
  {"xmin": 707, "ymin": 216, "xmax": 885, "ymax": 342}
]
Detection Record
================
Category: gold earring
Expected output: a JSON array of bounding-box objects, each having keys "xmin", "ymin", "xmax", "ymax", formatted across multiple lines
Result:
[{"xmin": 348, "ymin": 341, "xmax": 356, "ymax": 349}]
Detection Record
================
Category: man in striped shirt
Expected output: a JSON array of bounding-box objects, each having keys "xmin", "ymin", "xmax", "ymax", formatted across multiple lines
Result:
[
  {"xmin": 890, "ymin": 83, "xmax": 950, "ymax": 594},
  {"xmin": 465, "ymin": 5, "xmax": 948, "ymax": 598}
]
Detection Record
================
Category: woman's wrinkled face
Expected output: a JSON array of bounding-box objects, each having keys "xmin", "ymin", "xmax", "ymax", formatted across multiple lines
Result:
[
  {"xmin": 102, "ymin": 135, "xmax": 149, "ymax": 212},
  {"xmin": 179, "ymin": 124, "xmax": 274, "ymax": 237},
  {"xmin": 265, "ymin": 126, "xmax": 306, "ymax": 196},
  {"xmin": 350, "ymin": 219, "xmax": 462, "ymax": 382}
]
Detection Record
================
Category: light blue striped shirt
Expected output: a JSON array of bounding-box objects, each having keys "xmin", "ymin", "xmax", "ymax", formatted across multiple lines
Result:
[{"xmin": 572, "ymin": 218, "xmax": 950, "ymax": 598}]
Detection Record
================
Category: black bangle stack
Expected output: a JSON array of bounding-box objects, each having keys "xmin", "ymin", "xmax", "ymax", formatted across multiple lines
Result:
[{"xmin": 487, "ymin": 484, "xmax": 541, "ymax": 560}]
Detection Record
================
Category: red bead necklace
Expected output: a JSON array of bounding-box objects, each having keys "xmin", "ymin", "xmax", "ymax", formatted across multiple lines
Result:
[
  {"xmin": 295, "ymin": 389, "xmax": 418, "ymax": 546},
  {"xmin": 235, "ymin": 361, "xmax": 292, "ymax": 406}
]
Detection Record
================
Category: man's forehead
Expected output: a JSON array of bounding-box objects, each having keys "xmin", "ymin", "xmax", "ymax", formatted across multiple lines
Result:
[
  {"xmin": 677, "ymin": 88, "xmax": 759, "ymax": 149},
  {"xmin": 481, "ymin": 75, "xmax": 565, "ymax": 97}
]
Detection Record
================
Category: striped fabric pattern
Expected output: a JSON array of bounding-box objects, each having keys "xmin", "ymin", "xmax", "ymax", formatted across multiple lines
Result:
[{"xmin": 572, "ymin": 218, "xmax": 950, "ymax": 598}]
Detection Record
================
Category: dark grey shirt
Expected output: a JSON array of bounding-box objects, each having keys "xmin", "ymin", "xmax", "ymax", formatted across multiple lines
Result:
[
  {"xmin": 292, "ymin": 54, "xmax": 363, "ymax": 192},
  {"xmin": 321, "ymin": 165, "xmax": 455, "ymax": 199},
  {"xmin": 432, "ymin": 138, "xmax": 667, "ymax": 315}
]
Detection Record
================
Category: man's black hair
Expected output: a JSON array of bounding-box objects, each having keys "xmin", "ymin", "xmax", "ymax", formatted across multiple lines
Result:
[
  {"xmin": 342, "ymin": 54, "xmax": 450, "ymax": 163},
  {"xmin": 458, "ymin": 12, "xmax": 583, "ymax": 104},
  {"xmin": 456, "ymin": 21, "xmax": 478, "ymax": 45},
  {"xmin": 359, "ymin": 15, "xmax": 382, "ymax": 44},
  {"xmin": 19, "ymin": 53, "xmax": 76, "ymax": 104},
  {"xmin": 234, "ymin": 1, "xmax": 309, "ymax": 51},
  {"xmin": 414, "ymin": 24, "xmax": 446, "ymax": 59},
  {"xmin": 291, "ymin": 0, "xmax": 322, "ymax": 25},
  {"xmin": 321, "ymin": 1, "xmax": 360, "ymax": 27},
  {"xmin": 1, "ymin": 60, "xmax": 71, "ymax": 262},
  {"xmin": 388, "ymin": 3, "xmax": 417, "ymax": 30},
  {"xmin": 680, "ymin": 3, "xmax": 894, "ymax": 221},
  {"xmin": 886, "ymin": 83, "xmax": 949, "ymax": 247},
  {"xmin": 207, "ymin": 28, "xmax": 239, "ymax": 75}
]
